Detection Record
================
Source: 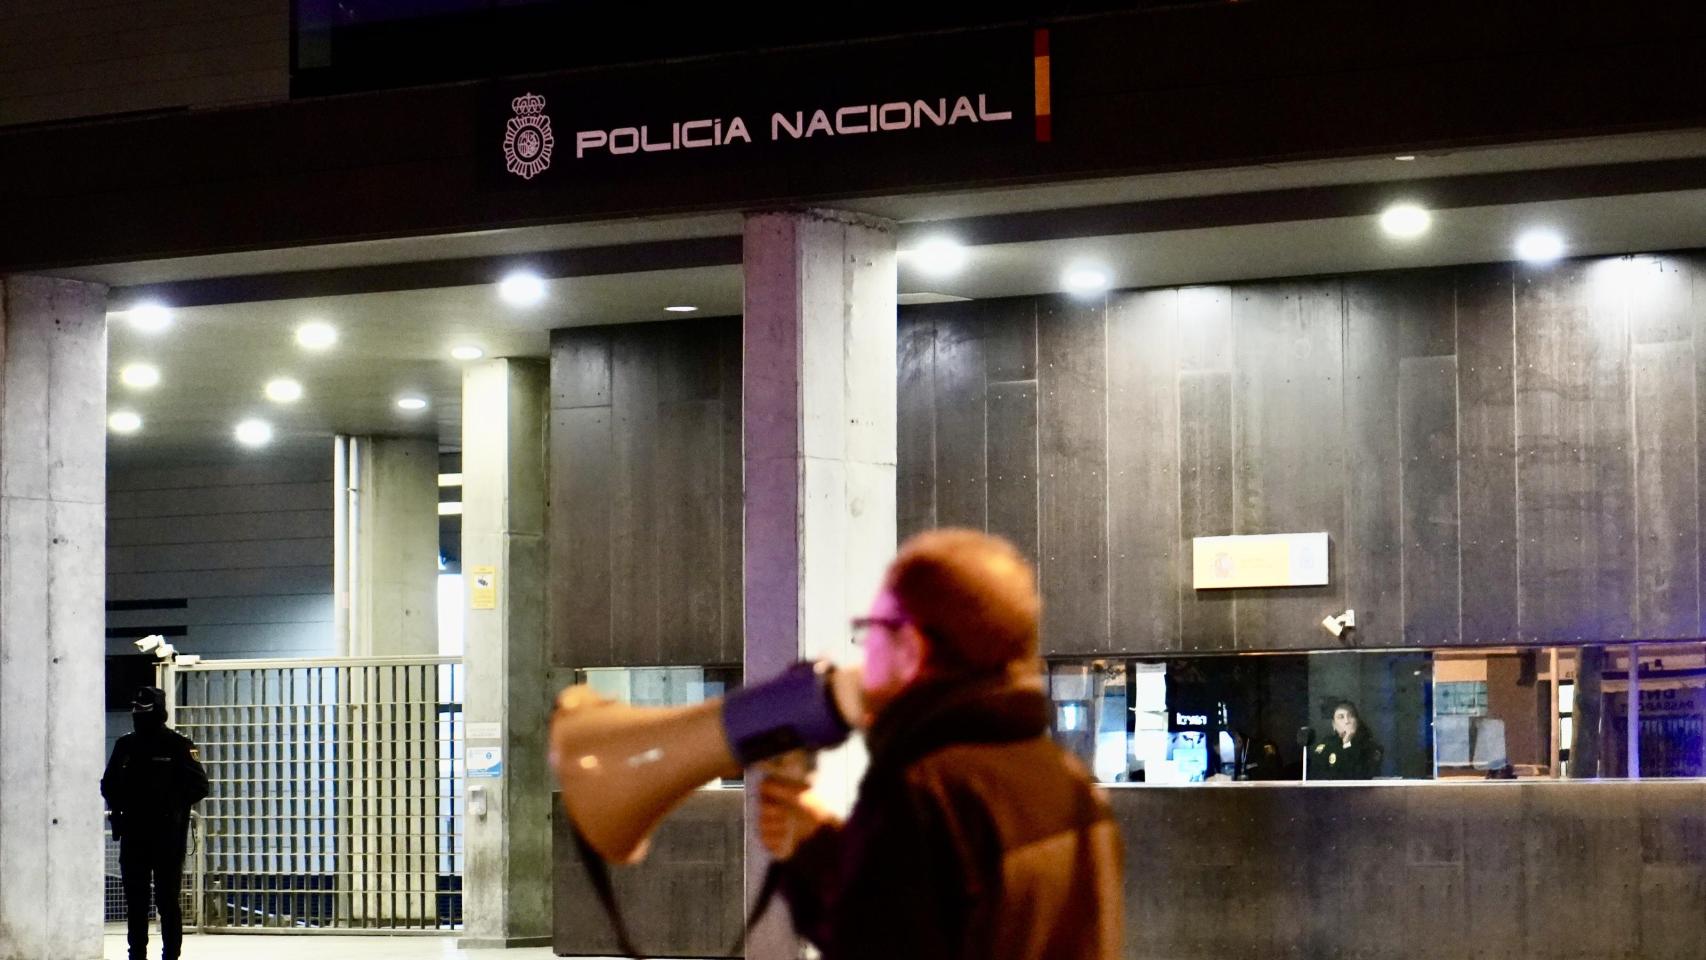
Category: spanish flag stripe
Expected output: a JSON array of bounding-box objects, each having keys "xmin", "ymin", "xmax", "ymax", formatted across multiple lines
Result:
[{"xmin": 1033, "ymin": 28, "xmax": 1052, "ymax": 142}]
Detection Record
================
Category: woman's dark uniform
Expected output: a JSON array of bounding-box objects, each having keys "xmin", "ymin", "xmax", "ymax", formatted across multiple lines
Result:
[{"xmin": 1313, "ymin": 731, "xmax": 1383, "ymax": 779}]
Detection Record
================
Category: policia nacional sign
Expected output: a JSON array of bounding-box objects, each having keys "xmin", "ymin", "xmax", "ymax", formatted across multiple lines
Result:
[{"xmin": 485, "ymin": 28, "xmax": 1052, "ymax": 187}]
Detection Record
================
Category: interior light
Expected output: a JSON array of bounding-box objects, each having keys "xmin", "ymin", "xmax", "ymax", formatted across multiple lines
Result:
[
  {"xmin": 397, "ymin": 396, "xmax": 429, "ymax": 411},
  {"xmin": 119, "ymin": 364, "xmax": 160, "ymax": 389},
  {"xmin": 907, "ymin": 237, "xmax": 969, "ymax": 278},
  {"xmin": 1394, "ymin": 155, "xmax": 1417, "ymax": 162},
  {"xmin": 498, "ymin": 271, "xmax": 547, "ymax": 307},
  {"xmin": 126, "ymin": 302, "xmax": 173, "ymax": 333},
  {"xmin": 1515, "ymin": 229, "xmax": 1566, "ymax": 264},
  {"xmin": 450, "ymin": 345, "xmax": 485, "ymax": 361},
  {"xmin": 108, "ymin": 411, "xmax": 143, "ymax": 434},
  {"xmin": 264, "ymin": 378, "xmax": 303, "ymax": 403},
  {"xmin": 296, "ymin": 321, "xmax": 338, "ymax": 350},
  {"xmin": 1062, "ymin": 267, "xmax": 1110, "ymax": 296},
  {"xmin": 664, "ymin": 305, "xmax": 699, "ymax": 313},
  {"xmin": 1379, "ymin": 203, "xmax": 1432, "ymax": 239},
  {"xmin": 234, "ymin": 419, "xmax": 273, "ymax": 447}
]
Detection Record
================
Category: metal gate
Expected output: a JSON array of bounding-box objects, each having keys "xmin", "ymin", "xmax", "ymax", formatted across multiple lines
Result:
[{"xmin": 165, "ymin": 656, "xmax": 465, "ymax": 932}]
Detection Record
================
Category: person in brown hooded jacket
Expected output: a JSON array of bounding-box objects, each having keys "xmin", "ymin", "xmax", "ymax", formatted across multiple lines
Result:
[{"xmin": 759, "ymin": 529, "xmax": 1124, "ymax": 960}]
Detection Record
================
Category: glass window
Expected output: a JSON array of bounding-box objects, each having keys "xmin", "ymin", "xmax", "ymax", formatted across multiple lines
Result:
[
  {"xmin": 577, "ymin": 665, "xmax": 739, "ymax": 707},
  {"xmin": 1046, "ymin": 641, "xmax": 1706, "ymax": 785}
]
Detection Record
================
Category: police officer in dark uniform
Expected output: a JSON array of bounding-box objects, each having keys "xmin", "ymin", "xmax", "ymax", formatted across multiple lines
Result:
[
  {"xmin": 101, "ymin": 686, "xmax": 209, "ymax": 960},
  {"xmin": 1312, "ymin": 699, "xmax": 1383, "ymax": 780}
]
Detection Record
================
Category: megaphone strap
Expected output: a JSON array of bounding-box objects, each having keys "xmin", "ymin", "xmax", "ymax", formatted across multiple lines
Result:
[
  {"xmin": 574, "ymin": 820, "xmax": 786, "ymax": 959},
  {"xmin": 571, "ymin": 825, "xmax": 646, "ymax": 958},
  {"xmin": 728, "ymin": 863, "xmax": 784, "ymax": 956}
]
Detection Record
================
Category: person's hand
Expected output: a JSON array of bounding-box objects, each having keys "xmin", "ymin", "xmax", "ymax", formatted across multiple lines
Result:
[{"xmin": 758, "ymin": 776, "xmax": 838, "ymax": 861}]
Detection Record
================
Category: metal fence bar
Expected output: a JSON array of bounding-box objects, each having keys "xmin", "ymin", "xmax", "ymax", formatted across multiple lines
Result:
[{"xmin": 169, "ymin": 656, "xmax": 465, "ymax": 933}]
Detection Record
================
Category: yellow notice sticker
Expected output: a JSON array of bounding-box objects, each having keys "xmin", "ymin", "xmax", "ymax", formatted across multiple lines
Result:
[{"xmin": 470, "ymin": 565, "xmax": 498, "ymax": 609}]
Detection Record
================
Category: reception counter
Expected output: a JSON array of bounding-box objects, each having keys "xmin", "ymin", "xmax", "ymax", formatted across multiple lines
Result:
[{"xmin": 554, "ymin": 780, "xmax": 1706, "ymax": 958}]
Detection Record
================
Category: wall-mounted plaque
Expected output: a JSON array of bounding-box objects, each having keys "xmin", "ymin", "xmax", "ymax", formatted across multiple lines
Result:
[{"xmin": 1192, "ymin": 532, "xmax": 1329, "ymax": 589}]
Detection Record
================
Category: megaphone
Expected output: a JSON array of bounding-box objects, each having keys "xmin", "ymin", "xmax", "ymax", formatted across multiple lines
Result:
[{"xmin": 550, "ymin": 660, "xmax": 863, "ymax": 864}]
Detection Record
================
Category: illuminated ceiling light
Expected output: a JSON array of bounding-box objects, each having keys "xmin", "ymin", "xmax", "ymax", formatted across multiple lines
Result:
[
  {"xmin": 450, "ymin": 345, "xmax": 485, "ymax": 361},
  {"xmin": 1062, "ymin": 266, "xmax": 1110, "ymax": 297},
  {"xmin": 126, "ymin": 302, "xmax": 173, "ymax": 333},
  {"xmin": 396, "ymin": 396, "xmax": 429, "ymax": 411},
  {"xmin": 119, "ymin": 363, "xmax": 160, "ymax": 389},
  {"xmin": 108, "ymin": 411, "xmax": 142, "ymax": 434},
  {"xmin": 906, "ymin": 237, "xmax": 969, "ymax": 278},
  {"xmin": 1378, "ymin": 203, "xmax": 1432, "ymax": 239},
  {"xmin": 1514, "ymin": 229, "xmax": 1566, "ymax": 264},
  {"xmin": 498, "ymin": 271, "xmax": 547, "ymax": 307},
  {"xmin": 264, "ymin": 378, "xmax": 303, "ymax": 403},
  {"xmin": 664, "ymin": 305, "xmax": 699, "ymax": 313},
  {"xmin": 1394, "ymin": 155, "xmax": 1418, "ymax": 161},
  {"xmin": 234, "ymin": 419, "xmax": 273, "ymax": 448},
  {"xmin": 296, "ymin": 321, "xmax": 338, "ymax": 350}
]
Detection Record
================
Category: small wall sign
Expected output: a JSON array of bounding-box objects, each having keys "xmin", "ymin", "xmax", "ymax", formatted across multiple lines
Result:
[
  {"xmin": 1192, "ymin": 533, "xmax": 1330, "ymax": 590},
  {"xmin": 468, "ymin": 747, "xmax": 503, "ymax": 779},
  {"xmin": 470, "ymin": 565, "xmax": 498, "ymax": 609}
]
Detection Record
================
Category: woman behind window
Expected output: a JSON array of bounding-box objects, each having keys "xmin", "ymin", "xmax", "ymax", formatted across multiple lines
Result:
[{"xmin": 1313, "ymin": 700, "xmax": 1383, "ymax": 779}]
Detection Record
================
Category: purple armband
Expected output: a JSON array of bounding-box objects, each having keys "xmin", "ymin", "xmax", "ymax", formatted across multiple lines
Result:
[{"xmin": 720, "ymin": 661, "xmax": 853, "ymax": 766}]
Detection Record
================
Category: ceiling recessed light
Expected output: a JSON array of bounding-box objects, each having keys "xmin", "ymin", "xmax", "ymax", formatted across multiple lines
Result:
[
  {"xmin": 234, "ymin": 419, "xmax": 273, "ymax": 448},
  {"xmin": 119, "ymin": 363, "xmax": 160, "ymax": 389},
  {"xmin": 1062, "ymin": 267, "xmax": 1110, "ymax": 297},
  {"xmin": 498, "ymin": 271, "xmax": 547, "ymax": 307},
  {"xmin": 108, "ymin": 411, "xmax": 142, "ymax": 434},
  {"xmin": 1394, "ymin": 155, "xmax": 1418, "ymax": 162},
  {"xmin": 1514, "ymin": 229, "xmax": 1566, "ymax": 264},
  {"xmin": 450, "ymin": 345, "xmax": 485, "ymax": 361},
  {"xmin": 906, "ymin": 237, "xmax": 969, "ymax": 278},
  {"xmin": 126, "ymin": 302, "xmax": 173, "ymax": 333},
  {"xmin": 296, "ymin": 321, "xmax": 338, "ymax": 350},
  {"xmin": 664, "ymin": 305, "xmax": 699, "ymax": 313},
  {"xmin": 396, "ymin": 396, "xmax": 429, "ymax": 411},
  {"xmin": 264, "ymin": 378, "xmax": 303, "ymax": 403},
  {"xmin": 1378, "ymin": 203, "xmax": 1432, "ymax": 239}
]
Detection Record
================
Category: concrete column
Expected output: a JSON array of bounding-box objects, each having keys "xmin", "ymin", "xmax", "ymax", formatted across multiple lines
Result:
[
  {"xmin": 459, "ymin": 359, "xmax": 551, "ymax": 948},
  {"xmin": 742, "ymin": 210, "xmax": 897, "ymax": 959},
  {"xmin": 341, "ymin": 435, "xmax": 440, "ymax": 657},
  {"xmin": 0, "ymin": 275, "xmax": 107, "ymax": 960},
  {"xmin": 331, "ymin": 435, "xmax": 441, "ymax": 922}
]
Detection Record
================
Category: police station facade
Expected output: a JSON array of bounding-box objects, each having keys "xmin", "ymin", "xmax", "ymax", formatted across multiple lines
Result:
[{"xmin": 6, "ymin": 3, "xmax": 1706, "ymax": 958}]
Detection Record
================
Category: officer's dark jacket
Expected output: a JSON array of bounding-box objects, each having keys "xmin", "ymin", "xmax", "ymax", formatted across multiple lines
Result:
[
  {"xmin": 1313, "ymin": 733, "xmax": 1383, "ymax": 780},
  {"xmin": 101, "ymin": 725, "xmax": 209, "ymax": 837},
  {"xmin": 777, "ymin": 668, "xmax": 1124, "ymax": 960}
]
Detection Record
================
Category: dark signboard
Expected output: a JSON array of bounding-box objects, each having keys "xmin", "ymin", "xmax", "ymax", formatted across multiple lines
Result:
[{"xmin": 483, "ymin": 28, "xmax": 1047, "ymax": 190}]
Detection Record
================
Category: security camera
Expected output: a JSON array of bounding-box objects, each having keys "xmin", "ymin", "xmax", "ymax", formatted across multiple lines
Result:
[
  {"xmin": 175, "ymin": 654, "xmax": 201, "ymax": 666},
  {"xmin": 134, "ymin": 634, "xmax": 164, "ymax": 654},
  {"xmin": 154, "ymin": 642, "xmax": 177, "ymax": 661},
  {"xmin": 1321, "ymin": 610, "xmax": 1356, "ymax": 638}
]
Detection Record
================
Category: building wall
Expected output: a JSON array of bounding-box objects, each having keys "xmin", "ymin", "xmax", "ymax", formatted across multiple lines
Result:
[
  {"xmin": 0, "ymin": 0, "xmax": 289, "ymax": 128},
  {"xmin": 553, "ymin": 780, "xmax": 1706, "ymax": 959},
  {"xmin": 106, "ymin": 453, "xmax": 335, "ymax": 661},
  {"xmin": 549, "ymin": 319, "xmax": 744, "ymax": 669},
  {"xmin": 545, "ymin": 253, "xmax": 1706, "ymax": 662},
  {"xmin": 900, "ymin": 253, "xmax": 1706, "ymax": 653}
]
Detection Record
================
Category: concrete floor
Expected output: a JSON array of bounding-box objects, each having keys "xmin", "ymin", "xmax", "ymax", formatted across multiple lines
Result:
[{"xmin": 101, "ymin": 925, "xmax": 579, "ymax": 959}]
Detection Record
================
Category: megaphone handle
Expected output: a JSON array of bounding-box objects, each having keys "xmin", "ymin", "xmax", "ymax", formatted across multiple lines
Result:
[{"xmin": 571, "ymin": 825, "xmax": 647, "ymax": 958}]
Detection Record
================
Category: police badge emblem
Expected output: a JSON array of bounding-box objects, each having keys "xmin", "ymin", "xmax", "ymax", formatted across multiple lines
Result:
[{"xmin": 503, "ymin": 93, "xmax": 555, "ymax": 180}]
